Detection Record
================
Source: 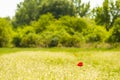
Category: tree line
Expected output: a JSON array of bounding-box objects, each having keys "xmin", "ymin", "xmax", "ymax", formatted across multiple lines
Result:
[{"xmin": 0, "ymin": 0, "xmax": 120, "ymax": 48}]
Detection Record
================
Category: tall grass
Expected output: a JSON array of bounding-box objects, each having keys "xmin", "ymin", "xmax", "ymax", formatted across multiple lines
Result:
[
  {"xmin": 0, "ymin": 47, "xmax": 120, "ymax": 54},
  {"xmin": 0, "ymin": 49, "xmax": 120, "ymax": 80}
]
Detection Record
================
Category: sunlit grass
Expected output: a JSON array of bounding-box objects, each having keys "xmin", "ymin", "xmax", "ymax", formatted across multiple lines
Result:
[{"xmin": 0, "ymin": 49, "xmax": 120, "ymax": 80}]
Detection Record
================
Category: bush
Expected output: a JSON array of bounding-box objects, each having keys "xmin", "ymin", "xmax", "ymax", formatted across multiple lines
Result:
[
  {"xmin": 70, "ymin": 32, "xmax": 85, "ymax": 47},
  {"xmin": 12, "ymin": 35, "xmax": 22, "ymax": 47},
  {"xmin": 33, "ymin": 17, "xmax": 87, "ymax": 47},
  {"xmin": 0, "ymin": 18, "xmax": 13, "ymax": 47},
  {"xmin": 31, "ymin": 13, "xmax": 55, "ymax": 33},
  {"xmin": 59, "ymin": 16, "xmax": 88, "ymax": 33},
  {"xmin": 83, "ymin": 25, "xmax": 108, "ymax": 43},
  {"xmin": 39, "ymin": 28, "xmax": 85, "ymax": 47},
  {"xmin": 38, "ymin": 29, "xmax": 72, "ymax": 47},
  {"xmin": 12, "ymin": 26, "xmax": 36, "ymax": 47},
  {"xmin": 38, "ymin": 31, "xmax": 54, "ymax": 47},
  {"xmin": 55, "ymin": 29, "xmax": 72, "ymax": 47},
  {"xmin": 20, "ymin": 33, "xmax": 40, "ymax": 47},
  {"xmin": 11, "ymin": 14, "xmax": 116, "ymax": 48}
]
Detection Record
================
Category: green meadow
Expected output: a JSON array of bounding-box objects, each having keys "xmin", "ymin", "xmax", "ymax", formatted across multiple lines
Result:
[{"xmin": 0, "ymin": 48, "xmax": 120, "ymax": 80}]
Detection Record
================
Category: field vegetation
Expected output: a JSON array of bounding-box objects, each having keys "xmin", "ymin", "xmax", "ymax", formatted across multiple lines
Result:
[{"xmin": 0, "ymin": 48, "xmax": 120, "ymax": 80}]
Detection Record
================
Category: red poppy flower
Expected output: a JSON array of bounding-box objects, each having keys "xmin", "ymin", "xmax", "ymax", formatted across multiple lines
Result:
[{"xmin": 77, "ymin": 62, "xmax": 83, "ymax": 67}]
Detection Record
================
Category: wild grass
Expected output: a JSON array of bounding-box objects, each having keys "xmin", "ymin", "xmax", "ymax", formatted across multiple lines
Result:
[{"xmin": 0, "ymin": 48, "xmax": 120, "ymax": 80}]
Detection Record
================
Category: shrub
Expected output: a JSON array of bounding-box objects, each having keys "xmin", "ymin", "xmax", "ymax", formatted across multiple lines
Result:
[
  {"xmin": 12, "ymin": 26, "xmax": 36, "ymax": 47},
  {"xmin": 38, "ymin": 29, "xmax": 72, "ymax": 47},
  {"xmin": 83, "ymin": 25, "xmax": 108, "ymax": 43},
  {"xmin": 12, "ymin": 35, "xmax": 22, "ymax": 47},
  {"xmin": 70, "ymin": 32, "xmax": 85, "ymax": 47},
  {"xmin": 59, "ymin": 16, "xmax": 88, "ymax": 33},
  {"xmin": 31, "ymin": 13, "xmax": 55, "ymax": 33},
  {"xmin": 0, "ymin": 18, "xmax": 13, "ymax": 47},
  {"xmin": 38, "ymin": 31, "xmax": 53, "ymax": 47},
  {"xmin": 20, "ymin": 33, "xmax": 40, "ymax": 47},
  {"xmin": 38, "ymin": 20, "xmax": 86, "ymax": 47},
  {"xmin": 55, "ymin": 29, "xmax": 72, "ymax": 47}
]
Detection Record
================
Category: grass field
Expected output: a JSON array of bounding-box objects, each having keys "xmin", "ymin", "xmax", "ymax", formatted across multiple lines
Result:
[{"xmin": 0, "ymin": 48, "xmax": 120, "ymax": 80}]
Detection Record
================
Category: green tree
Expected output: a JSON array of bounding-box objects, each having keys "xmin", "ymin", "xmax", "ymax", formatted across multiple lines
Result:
[
  {"xmin": 13, "ymin": 0, "xmax": 76, "ymax": 27},
  {"xmin": 93, "ymin": 0, "xmax": 110, "ymax": 30},
  {"xmin": 93, "ymin": 0, "xmax": 120, "ymax": 30},
  {"xmin": 40, "ymin": 0, "xmax": 76, "ymax": 18},
  {"xmin": 108, "ymin": 18, "xmax": 120, "ymax": 42},
  {"xmin": 71, "ymin": 0, "xmax": 90, "ymax": 17},
  {"xmin": 12, "ymin": 0, "xmax": 43, "ymax": 27},
  {"xmin": 109, "ymin": 0, "xmax": 120, "ymax": 28}
]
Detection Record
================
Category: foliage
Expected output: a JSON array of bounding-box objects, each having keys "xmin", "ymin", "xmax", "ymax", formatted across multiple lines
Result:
[
  {"xmin": 72, "ymin": 0, "xmax": 90, "ymax": 17},
  {"xmin": 31, "ymin": 13, "xmax": 55, "ymax": 33},
  {"xmin": 12, "ymin": 26, "xmax": 36, "ymax": 47},
  {"xmin": 12, "ymin": 0, "xmax": 44, "ymax": 27},
  {"xmin": 3, "ymin": 13, "xmax": 120, "ymax": 48},
  {"xmin": 13, "ymin": 0, "xmax": 76, "ymax": 27},
  {"xmin": 40, "ymin": 0, "xmax": 76, "ymax": 18},
  {"xmin": 83, "ymin": 25, "xmax": 108, "ymax": 43},
  {"xmin": 93, "ymin": 0, "xmax": 120, "ymax": 30},
  {"xmin": 0, "ymin": 18, "xmax": 13, "ymax": 47},
  {"xmin": 13, "ymin": 0, "xmax": 92, "ymax": 27},
  {"xmin": 107, "ymin": 18, "xmax": 120, "ymax": 42},
  {"xmin": 10, "ymin": 0, "xmax": 120, "ymax": 48},
  {"xmin": 59, "ymin": 16, "xmax": 88, "ymax": 33},
  {"xmin": 1, "ymin": 10, "xmax": 120, "ymax": 48},
  {"xmin": 109, "ymin": 0, "xmax": 120, "ymax": 29},
  {"xmin": 20, "ymin": 33, "xmax": 40, "ymax": 47},
  {"xmin": 93, "ymin": 0, "xmax": 110, "ymax": 30}
]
